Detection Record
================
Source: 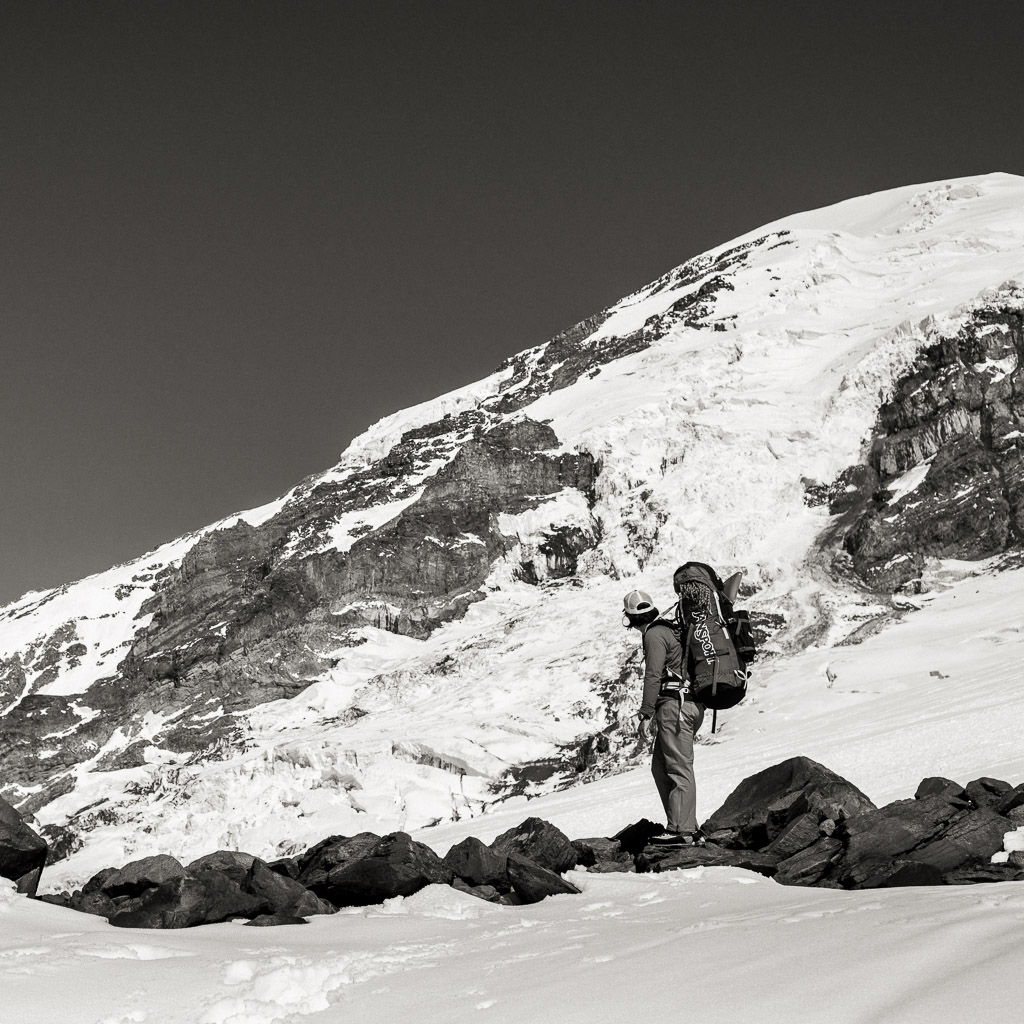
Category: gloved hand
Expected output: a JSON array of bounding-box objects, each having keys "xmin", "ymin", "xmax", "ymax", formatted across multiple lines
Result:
[{"xmin": 636, "ymin": 715, "xmax": 657, "ymax": 747}]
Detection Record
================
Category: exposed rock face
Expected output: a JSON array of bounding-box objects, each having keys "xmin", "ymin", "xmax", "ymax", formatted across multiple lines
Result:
[
  {"xmin": 840, "ymin": 308, "xmax": 1024, "ymax": 589},
  {"xmin": 0, "ymin": 414, "xmax": 599, "ymax": 811},
  {"xmin": 0, "ymin": 796, "xmax": 48, "ymax": 895}
]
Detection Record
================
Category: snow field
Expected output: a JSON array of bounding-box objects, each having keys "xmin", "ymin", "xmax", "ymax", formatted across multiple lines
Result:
[{"xmin": 4, "ymin": 869, "xmax": 1024, "ymax": 1024}]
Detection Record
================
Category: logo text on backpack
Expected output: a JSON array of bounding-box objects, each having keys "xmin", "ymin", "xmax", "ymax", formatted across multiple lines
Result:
[{"xmin": 693, "ymin": 614, "xmax": 716, "ymax": 661}]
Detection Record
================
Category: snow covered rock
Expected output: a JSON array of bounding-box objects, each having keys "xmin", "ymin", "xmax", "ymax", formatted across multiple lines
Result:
[{"xmin": 0, "ymin": 797, "xmax": 47, "ymax": 895}]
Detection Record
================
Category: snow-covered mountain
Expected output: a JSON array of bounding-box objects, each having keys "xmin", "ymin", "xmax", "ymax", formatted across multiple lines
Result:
[{"xmin": 4, "ymin": 171, "xmax": 1024, "ymax": 889}]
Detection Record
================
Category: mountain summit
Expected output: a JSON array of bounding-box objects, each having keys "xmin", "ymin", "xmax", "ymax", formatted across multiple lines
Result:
[{"xmin": 4, "ymin": 172, "xmax": 1024, "ymax": 883}]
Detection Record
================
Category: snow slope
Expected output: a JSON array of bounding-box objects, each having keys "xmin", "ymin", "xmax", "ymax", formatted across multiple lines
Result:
[
  {"xmin": 4, "ymin": 559, "xmax": 1024, "ymax": 1023},
  {"xmin": 5, "ymin": 171, "xmax": 1024, "ymax": 892}
]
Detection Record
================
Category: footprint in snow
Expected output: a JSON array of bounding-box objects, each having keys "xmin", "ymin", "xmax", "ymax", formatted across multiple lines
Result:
[{"xmin": 76, "ymin": 943, "xmax": 195, "ymax": 960}]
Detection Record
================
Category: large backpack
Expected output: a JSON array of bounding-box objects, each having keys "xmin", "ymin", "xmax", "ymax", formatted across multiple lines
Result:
[{"xmin": 672, "ymin": 561, "xmax": 757, "ymax": 726}]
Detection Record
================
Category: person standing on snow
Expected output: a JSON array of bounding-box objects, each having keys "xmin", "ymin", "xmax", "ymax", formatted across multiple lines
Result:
[{"xmin": 623, "ymin": 589, "xmax": 706, "ymax": 846}]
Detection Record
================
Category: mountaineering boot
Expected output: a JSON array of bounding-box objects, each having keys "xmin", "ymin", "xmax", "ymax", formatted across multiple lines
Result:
[
  {"xmin": 647, "ymin": 830, "xmax": 686, "ymax": 846},
  {"xmin": 647, "ymin": 830, "xmax": 707, "ymax": 847}
]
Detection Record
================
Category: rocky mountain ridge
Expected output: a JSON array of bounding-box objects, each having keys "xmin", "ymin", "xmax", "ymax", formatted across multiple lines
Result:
[{"xmin": 4, "ymin": 172, "xmax": 1024, "ymax": 887}]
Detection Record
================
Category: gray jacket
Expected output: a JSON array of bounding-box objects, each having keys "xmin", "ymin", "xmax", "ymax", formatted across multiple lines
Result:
[{"xmin": 639, "ymin": 620, "xmax": 685, "ymax": 719}]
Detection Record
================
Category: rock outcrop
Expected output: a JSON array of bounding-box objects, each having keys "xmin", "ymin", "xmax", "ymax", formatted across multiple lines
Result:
[
  {"xmin": 837, "ymin": 307, "xmax": 1024, "ymax": 590},
  {"xmin": 25, "ymin": 757, "xmax": 1024, "ymax": 928},
  {"xmin": 0, "ymin": 796, "xmax": 48, "ymax": 895},
  {"xmin": 700, "ymin": 755, "xmax": 877, "ymax": 849},
  {"xmin": 299, "ymin": 832, "xmax": 452, "ymax": 908},
  {"xmin": 489, "ymin": 817, "xmax": 578, "ymax": 875},
  {"xmin": 569, "ymin": 758, "xmax": 1023, "ymax": 891},
  {"xmin": 0, "ymin": 415, "xmax": 599, "ymax": 811}
]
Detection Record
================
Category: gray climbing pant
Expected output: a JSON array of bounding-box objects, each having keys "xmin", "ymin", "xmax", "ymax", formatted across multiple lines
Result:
[{"xmin": 651, "ymin": 696, "xmax": 705, "ymax": 834}]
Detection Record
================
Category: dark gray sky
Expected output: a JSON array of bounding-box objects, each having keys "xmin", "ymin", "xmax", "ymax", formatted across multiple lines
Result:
[{"xmin": 3, "ymin": 0, "xmax": 1024, "ymax": 604}]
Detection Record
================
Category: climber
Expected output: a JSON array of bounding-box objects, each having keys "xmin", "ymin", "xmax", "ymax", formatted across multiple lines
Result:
[{"xmin": 622, "ymin": 589, "xmax": 706, "ymax": 846}]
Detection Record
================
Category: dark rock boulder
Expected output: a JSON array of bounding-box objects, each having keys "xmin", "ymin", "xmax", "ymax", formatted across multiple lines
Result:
[
  {"xmin": 774, "ymin": 837, "xmax": 844, "ymax": 887},
  {"xmin": 915, "ymin": 777, "xmax": 968, "ymax": 802},
  {"xmin": 994, "ymin": 784, "xmax": 1024, "ymax": 817},
  {"xmin": 68, "ymin": 890, "xmax": 117, "ymax": 917},
  {"xmin": 608, "ymin": 819, "xmax": 663, "ymax": 857},
  {"xmin": 872, "ymin": 861, "xmax": 945, "ymax": 887},
  {"xmin": 944, "ymin": 862, "xmax": 1024, "ymax": 884},
  {"xmin": 245, "ymin": 912, "xmax": 308, "ymax": 927},
  {"xmin": 451, "ymin": 877, "xmax": 502, "ymax": 902},
  {"xmin": 964, "ymin": 777, "xmax": 1012, "ymax": 809},
  {"xmin": 268, "ymin": 855, "xmax": 302, "ymax": 880},
  {"xmin": 762, "ymin": 812, "xmax": 825, "ymax": 861},
  {"xmin": 306, "ymin": 832, "xmax": 451, "ymax": 907},
  {"xmin": 35, "ymin": 891, "xmax": 72, "ymax": 908},
  {"xmin": 101, "ymin": 854, "xmax": 187, "ymax": 898},
  {"xmin": 81, "ymin": 866, "xmax": 118, "ymax": 895},
  {"xmin": 189, "ymin": 850, "xmax": 335, "ymax": 917},
  {"xmin": 489, "ymin": 818, "xmax": 578, "ymax": 875},
  {"xmin": 506, "ymin": 852, "xmax": 581, "ymax": 904},
  {"xmin": 108, "ymin": 871, "xmax": 267, "ymax": 929},
  {"xmin": 701, "ymin": 756, "xmax": 875, "ymax": 850},
  {"xmin": 187, "ymin": 850, "xmax": 256, "ymax": 884},
  {"xmin": 833, "ymin": 793, "xmax": 966, "ymax": 888},
  {"xmin": 295, "ymin": 832, "xmax": 381, "ymax": 892},
  {"xmin": 637, "ymin": 844, "xmax": 779, "ymax": 877},
  {"xmin": 572, "ymin": 837, "xmax": 636, "ymax": 873},
  {"xmin": 907, "ymin": 808, "xmax": 1013, "ymax": 877},
  {"xmin": 442, "ymin": 837, "xmax": 509, "ymax": 889},
  {"xmin": 0, "ymin": 796, "xmax": 48, "ymax": 895},
  {"xmin": 246, "ymin": 857, "xmax": 336, "ymax": 917}
]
